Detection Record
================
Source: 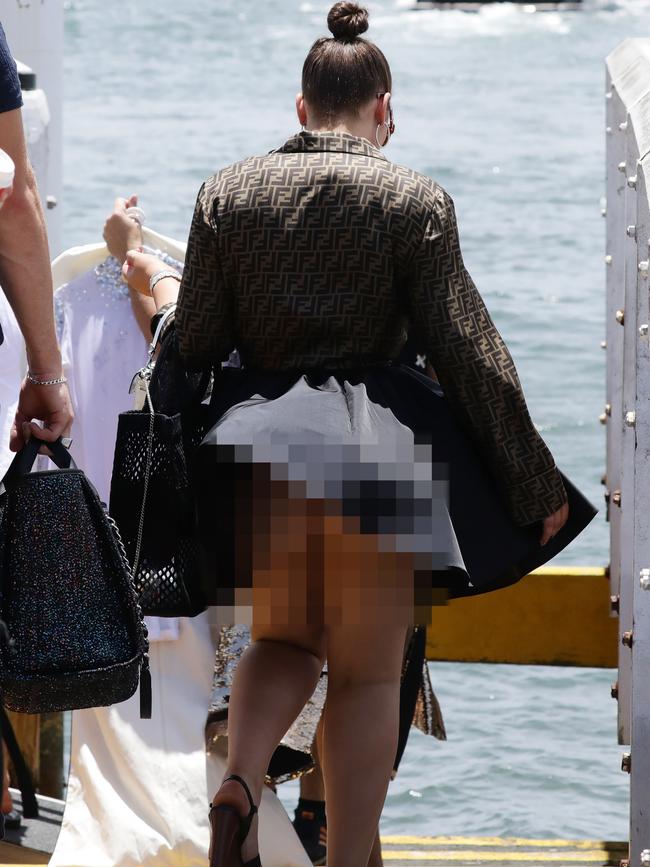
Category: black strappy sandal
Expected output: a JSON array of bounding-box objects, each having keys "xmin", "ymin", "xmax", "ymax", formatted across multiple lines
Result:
[{"xmin": 209, "ymin": 774, "xmax": 261, "ymax": 867}]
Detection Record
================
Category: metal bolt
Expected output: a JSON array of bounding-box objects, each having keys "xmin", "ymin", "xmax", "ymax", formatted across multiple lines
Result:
[
  {"xmin": 611, "ymin": 681, "xmax": 618, "ymax": 699},
  {"xmin": 640, "ymin": 850, "xmax": 650, "ymax": 866},
  {"xmin": 612, "ymin": 491, "xmax": 621, "ymax": 507},
  {"xmin": 601, "ymin": 208, "xmax": 607, "ymax": 218},
  {"xmin": 640, "ymin": 568, "xmax": 650, "ymax": 590},
  {"xmin": 627, "ymin": 225, "xmax": 637, "ymax": 239},
  {"xmin": 625, "ymin": 410, "xmax": 636, "ymax": 427},
  {"xmin": 628, "ymin": 175, "xmax": 637, "ymax": 189},
  {"xmin": 601, "ymin": 339, "xmax": 607, "ymax": 349},
  {"xmin": 601, "ymin": 473, "xmax": 607, "ymax": 485},
  {"xmin": 600, "ymin": 412, "xmax": 608, "ymax": 425},
  {"xmin": 619, "ymin": 120, "xmax": 628, "ymax": 131},
  {"xmin": 604, "ymin": 490, "xmax": 611, "ymax": 505},
  {"xmin": 616, "ymin": 309, "xmax": 625, "ymax": 324},
  {"xmin": 618, "ymin": 161, "xmax": 627, "ymax": 172},
  {"xmin": 639, "ymin": 261, "xmax": 649, "ymax": 277},
  {"xmin": 610, "ymin": 594, "xmax": 620, "ymax": 613},
  {"xmin": 605, "ymin": 403, "xmax": 612, "ymax": 416},
  {"xmin": 622, "ymin": 630, "xmax": 634, "ymax": 647},
  {"xmin": 46, "ymin": 195, "xmax": 58, "ymax": 210},
  {"xmin": 622, "ymin": 752, "xmax": 631, "ymax": 773},
  {"xmin": 606, "ymin": 91, "xmax": 613, "ymax": 100},
  {"xmin": 606, "ymin": 126, "xmax": 613, "ymax": 135},
  {"xmin": 640, "ymin": 324, "xmax": 649, "ymax": 336},
  {"xmin": 605, "ymin": 255, "xmax": 613, "ymax": 265}
]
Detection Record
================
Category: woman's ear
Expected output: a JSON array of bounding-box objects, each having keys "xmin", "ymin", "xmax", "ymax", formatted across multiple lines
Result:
[
  {"xmin": 296, "ymin": 93, "xmax": 308, "ymax": 127},
  {"xmin": 375, "ymin": 91, "xmax": 391, "ymax": 126}
]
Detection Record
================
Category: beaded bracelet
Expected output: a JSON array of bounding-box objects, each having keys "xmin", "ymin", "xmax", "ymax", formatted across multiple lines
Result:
[{"xmin": 27, "ymin": 372, "xmax": 68, "ymax": 387}]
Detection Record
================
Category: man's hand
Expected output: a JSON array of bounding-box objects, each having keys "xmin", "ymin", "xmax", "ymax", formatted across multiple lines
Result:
[
  {"xmin": 103, "ymin": 194, "xmax": 142, "ymax": 264},
  {"xmin": 540, "ymin": 501, "xmax": 569, "ymax": 546},
  {"xmin": 10, "ymin": 378, "xmax": 74, "ymax": 451}
]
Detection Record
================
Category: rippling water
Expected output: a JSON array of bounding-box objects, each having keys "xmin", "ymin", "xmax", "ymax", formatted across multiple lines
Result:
[{"xmin": 62, "ymin": 0, "xmax": 642, "ymax": 841}]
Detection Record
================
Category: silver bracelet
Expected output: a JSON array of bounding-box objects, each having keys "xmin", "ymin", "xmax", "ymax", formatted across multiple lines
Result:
[
  {"xmin": 149, "ymin": 270, "xmax": 181, "ymax": 295},
  {"xmin": 27, "ymin": 372, "xmax": 68, "ymax": 386}
]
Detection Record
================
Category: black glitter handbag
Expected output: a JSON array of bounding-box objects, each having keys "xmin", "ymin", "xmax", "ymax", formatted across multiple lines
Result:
[
  {"xmin": 0, "ymin": 436, "xmax": 151, "ymax": 717},
  {"xmin": 109, "ymin": 317, "xmax": 209, "ymax": 617}
]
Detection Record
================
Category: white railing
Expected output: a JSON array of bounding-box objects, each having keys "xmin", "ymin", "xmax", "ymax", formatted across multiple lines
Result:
[{"xmin": 605, "ymin": 39, "xmax": 650, "ymax": 867}]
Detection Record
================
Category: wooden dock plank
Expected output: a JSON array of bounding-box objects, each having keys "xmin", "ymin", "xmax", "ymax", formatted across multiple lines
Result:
[{"xmin": 0, "ymin": 789, "xmax": 63, "ymax": 863}]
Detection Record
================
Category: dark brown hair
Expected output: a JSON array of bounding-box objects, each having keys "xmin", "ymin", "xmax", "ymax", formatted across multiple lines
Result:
[{"xmin": 302, "ymin": 2, "xmax": 392, "ymax": 122}]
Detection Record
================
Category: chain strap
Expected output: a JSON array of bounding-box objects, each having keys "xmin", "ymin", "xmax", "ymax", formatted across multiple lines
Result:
[
  {"xmin": 132, "ymin": 379, "xmax": 155, "ymax": 583},
  {"xmin": 105, "ymin": 510, "xmax": 149, "ymax": 652}
]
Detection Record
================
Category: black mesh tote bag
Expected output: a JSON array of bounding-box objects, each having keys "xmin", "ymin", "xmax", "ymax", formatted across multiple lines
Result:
[
  {"xmin": 0, "ymin": 436, "xmax": 150, "ymax": 717},
  {"xmin": 110, "ymin": 313, "xmax": 209, "ymax": 617}
]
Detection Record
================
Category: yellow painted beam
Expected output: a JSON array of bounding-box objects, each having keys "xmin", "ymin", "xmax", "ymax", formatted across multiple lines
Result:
[{"xmin": 425, "ymin": 567, "xmax": 618, "ymax": 667}]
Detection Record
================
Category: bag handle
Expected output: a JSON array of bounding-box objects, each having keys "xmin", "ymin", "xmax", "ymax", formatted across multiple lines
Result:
[
  {"xmin": 0, "ymin": 706, "xmax": 39, "ymax": 819},
  {"xmin": 0, "ymin": 435, "xmax": 76, "ymax": 496}
]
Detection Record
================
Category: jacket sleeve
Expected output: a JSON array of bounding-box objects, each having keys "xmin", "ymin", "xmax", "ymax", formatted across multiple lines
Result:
[
  {"xmin": 406, "ymin": 187, "xmax": 567, "ymax": 526},
  {"xmin": 175, "ymin": 181, "xmax": 235, "ymax": 370}
]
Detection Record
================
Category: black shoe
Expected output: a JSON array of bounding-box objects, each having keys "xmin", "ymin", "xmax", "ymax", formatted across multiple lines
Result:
[
  {"xmin": 209, "ymin": 774, "xmax": 261, "ymax": 867},
  {"xmin": 293, "ymin": 800, "xmax": 327, "ymax": 866},
  {"xmin": 2, "ymin": 809, "xmax": 21, "ymax": 830}
]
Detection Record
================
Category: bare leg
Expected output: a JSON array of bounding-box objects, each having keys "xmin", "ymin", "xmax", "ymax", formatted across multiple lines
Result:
[
  {"xmin": 321, "ymin": 623, "xmax": 406, "ymax": 867},
  {"xmin": 213, "ymin": 628, "xmax": 326, "ymax": 862},
  {"xmin": 367, "ymin": 829, "xmax": 384, "ymax": 867},
  {"xmin": 300, "ymin": 723, "xmax": 325, "ymax": 801},
  {"xmin": 2, "ymin": 765, "xmax": 12, "ymax": 814},
  {"xmin": 214, "ymin": 495, "xmax": 410, "ymax": 865}
]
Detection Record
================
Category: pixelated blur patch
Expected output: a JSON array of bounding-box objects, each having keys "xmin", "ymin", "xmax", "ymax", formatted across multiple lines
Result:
[{"xmin": 195, "ymin": 378, "xmax": 460, "ymax": 625}]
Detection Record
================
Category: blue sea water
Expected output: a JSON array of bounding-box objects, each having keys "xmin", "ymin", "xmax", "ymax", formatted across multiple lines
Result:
[{"xmin": 61, "ymin": 0, "xmax": 644, "ymax": 843}]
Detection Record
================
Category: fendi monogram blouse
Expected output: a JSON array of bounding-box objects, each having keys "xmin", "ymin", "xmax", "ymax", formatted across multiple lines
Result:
[{"xmin": 175, "ymin": 131, "xmax": 567, "ymax": 526}]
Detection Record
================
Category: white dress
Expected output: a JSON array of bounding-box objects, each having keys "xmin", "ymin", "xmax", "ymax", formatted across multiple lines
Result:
[{"xmin": 48, "ymin": 230, "xmax": 311, "ymax": 867}]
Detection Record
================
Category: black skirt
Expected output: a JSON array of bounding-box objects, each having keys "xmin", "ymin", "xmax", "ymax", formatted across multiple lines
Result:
[{"xmin": 193, "ymin": 363, "xmax": 597, "ymax": 607}]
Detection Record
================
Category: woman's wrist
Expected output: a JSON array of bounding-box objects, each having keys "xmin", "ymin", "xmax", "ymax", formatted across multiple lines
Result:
[
  {"xmin": 149, "ymin": 269, "xmax": 181, "ymax": 294},
  {"xmin": 151, "ymin": 274, "xmax": 182, "ymax": 308}
]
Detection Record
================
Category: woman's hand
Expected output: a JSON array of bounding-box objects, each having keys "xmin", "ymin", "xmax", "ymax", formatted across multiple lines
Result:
[
  {"xmin": 540, "ymin": 501, "xmax": 569, "ymax": 546},
  {"xmin": 122, "ymin": 250, "xmax": 170, "ymax": 296},
  {"xmin": 104, "ymin": 194, "xmax": 142, "ymax": 263}
]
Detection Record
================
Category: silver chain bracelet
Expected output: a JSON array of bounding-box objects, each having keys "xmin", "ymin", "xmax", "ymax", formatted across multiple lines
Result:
[
  {"xmin": 27, "ymin": 372, "xmax": 68, "ymax": 387},
  {"xmin": 149, "ymin": 270, "xmax": 182, "ymax": 295}
]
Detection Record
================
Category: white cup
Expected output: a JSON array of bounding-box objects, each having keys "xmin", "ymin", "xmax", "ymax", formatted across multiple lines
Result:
[{"xmin": 0, "ymin": 148, "xmax": 15, "ymax": 209}]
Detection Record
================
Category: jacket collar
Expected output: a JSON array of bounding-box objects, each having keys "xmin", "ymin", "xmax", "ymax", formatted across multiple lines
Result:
[{"xmin": 275, "ymin": 130, "xmax": 388, "ymax": 161}]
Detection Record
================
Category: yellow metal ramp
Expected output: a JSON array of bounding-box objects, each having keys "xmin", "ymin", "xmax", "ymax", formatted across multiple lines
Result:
[
  {"xmin": 0, "ymin": 834, "xmax": 628, "ymax": 866},
  {"xmin": 380, "ymin": 837, "xmax": 628, "ymax": 866}
]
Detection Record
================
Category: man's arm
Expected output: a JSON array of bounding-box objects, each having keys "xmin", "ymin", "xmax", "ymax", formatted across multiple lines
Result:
[{"xmin": 0, "ymin": 107, "xmax": 72, "ymax": 448}]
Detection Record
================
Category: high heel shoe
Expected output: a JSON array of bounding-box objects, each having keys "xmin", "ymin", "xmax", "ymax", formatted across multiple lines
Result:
[{"xmin": 209, "ymin": 773, "xmax": 261, "ymax": 867}]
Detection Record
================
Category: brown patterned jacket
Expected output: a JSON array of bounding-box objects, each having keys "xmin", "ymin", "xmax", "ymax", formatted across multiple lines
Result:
[{"xmin": 175, "ymin": 131, "xmax": 567, "ymax": 526}]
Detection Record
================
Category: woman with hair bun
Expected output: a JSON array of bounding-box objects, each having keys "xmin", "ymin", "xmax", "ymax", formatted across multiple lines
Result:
[{"xmin": 124, "ymin": 3, "xmax": 595, "ymax": 865}]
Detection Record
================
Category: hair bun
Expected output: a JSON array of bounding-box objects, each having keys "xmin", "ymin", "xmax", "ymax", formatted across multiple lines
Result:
[{"xmin": 327, "ymin": 2, "xmax": 369, "ymax": 41}]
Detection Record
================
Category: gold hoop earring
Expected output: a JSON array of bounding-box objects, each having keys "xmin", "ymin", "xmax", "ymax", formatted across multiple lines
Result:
[{"xmin": 375, "ymin": 121, "xmax": 391, "ymax": 149}]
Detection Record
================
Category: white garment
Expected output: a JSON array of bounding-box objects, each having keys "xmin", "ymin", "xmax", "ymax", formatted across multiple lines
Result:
[
  {"xmin": 0, "ymin": 290, "xmax": 26, "ymax": 476},
  {"xmin": 49, "ymin": 233, "xmax": 310, "ymax": 867}
]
